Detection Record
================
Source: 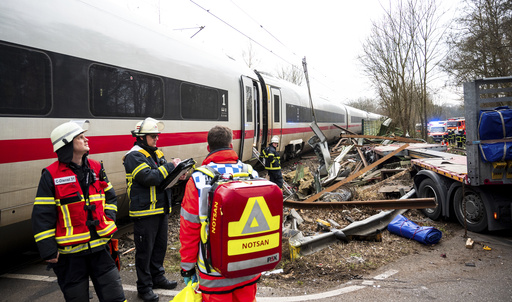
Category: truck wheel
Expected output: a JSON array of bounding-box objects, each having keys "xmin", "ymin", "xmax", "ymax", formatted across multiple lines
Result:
[
  {"xmin": 418, "ymin": 178, "xmax": 442, "ymax": 220},
  {"xmin": 454, "ymin": 189, "xmax": 488, "ymax": 232}
]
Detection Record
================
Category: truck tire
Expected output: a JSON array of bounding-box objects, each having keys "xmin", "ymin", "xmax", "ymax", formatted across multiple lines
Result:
[
  {"xmin": 454, "ymin": 188, "xmax": 488, "ymax": 232},
  {"xmin": 418, "ymin": 178, "xmax": 442, "ymax": 220}
]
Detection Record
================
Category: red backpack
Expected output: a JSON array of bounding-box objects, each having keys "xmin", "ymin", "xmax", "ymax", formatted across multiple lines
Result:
[{"xmin": 196, "ymin": 166, "xmax": 283, "ymax": 278}]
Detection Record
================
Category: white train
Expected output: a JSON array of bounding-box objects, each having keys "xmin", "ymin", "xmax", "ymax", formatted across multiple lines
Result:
[{"xmin": 0, "ymin": 0, "xmax": 382, "ymax": 256}]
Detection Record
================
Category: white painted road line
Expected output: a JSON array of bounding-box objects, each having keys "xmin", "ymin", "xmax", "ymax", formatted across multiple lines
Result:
[
  {"xmin": 1, "ymin": 273, "xmax": 181, "ymax": 296},
  {"xmin": 373, "ymin": 269, "xmax": 399, "ymax": 280},
  {"xmin": 1, "ymin": 273, "xmax": 57, "ymax": 282},
  {"xmin": 1, "ymin": 269, "xmax": 400, "ymax": 301},
  {"xmin": 256, "ymin": 285, "xmax": 366, "ymax": 301}
]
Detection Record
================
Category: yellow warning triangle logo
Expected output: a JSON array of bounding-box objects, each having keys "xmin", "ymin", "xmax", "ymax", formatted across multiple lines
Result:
[
  {"xmin": 228, "ymin": 196, "xmax": 280, "ymax": 237},
  {"xmin": 250, "ymin": 217, "xmax": 259, "ymax": 228}
]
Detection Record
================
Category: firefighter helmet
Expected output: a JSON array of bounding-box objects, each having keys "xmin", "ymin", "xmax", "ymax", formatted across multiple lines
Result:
[
  {"xmin": 51, "ymin": 120, "xmax": 90, "ymax": 152},
  {"xmin": 271, "ymin": 136, "xmax": 279, "ymax": 144},
  {"xmin": 131, "ymin": 117, "xmax": 164, "ymax": 137}
]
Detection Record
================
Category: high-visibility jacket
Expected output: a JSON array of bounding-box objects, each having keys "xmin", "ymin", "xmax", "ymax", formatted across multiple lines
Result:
[
  {"xmin": 261, "ymin": 144, "xmax": 281, "ymax": 170},
  {"xmin": 180, "ymin": 149, "xmax": 260, "ymax": 294},
  {"xmin": 123, "ymin": 144, "xmax": 176, "ymax": 217},
  {"xmin": 33, "ymin": 159, "xmax": 118, "ymax": 258}
]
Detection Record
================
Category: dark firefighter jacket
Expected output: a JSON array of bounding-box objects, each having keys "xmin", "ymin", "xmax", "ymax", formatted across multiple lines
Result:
[
  {"xmin": 123, "ymin": 143, "xmax": 176, "ymax": 218},
  {"xmin": 261, "ymin": 144, "xmax": 281, "ymax": 170}
]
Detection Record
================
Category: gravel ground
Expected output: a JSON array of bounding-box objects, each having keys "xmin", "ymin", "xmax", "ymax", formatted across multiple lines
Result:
[{"xmin": 116, "ymin": 150, "xmax": 461, "ymax": 296}]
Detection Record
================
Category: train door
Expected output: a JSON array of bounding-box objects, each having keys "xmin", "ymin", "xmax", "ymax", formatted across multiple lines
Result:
[
  {"xmin": 269, "ymin": 87, "xmax": 282, "ymax": 144},
  {"xmin": 240, "ymin": 76, "xmax": 259, "ymax": 161}
]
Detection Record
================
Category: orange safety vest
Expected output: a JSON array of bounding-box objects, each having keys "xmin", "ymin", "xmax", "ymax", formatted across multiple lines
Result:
[{"xmin": 46, "ymin": 160, "xmax": 117, "ymax": 246}]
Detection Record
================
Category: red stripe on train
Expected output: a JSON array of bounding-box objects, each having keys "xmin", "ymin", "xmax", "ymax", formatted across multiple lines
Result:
[
  {"xmin": 0, "ymin": 130, "xmax": 245, "ymax": 164},
  {"xmin": 0, "ymin": 125, "xmax": 350, "ymax": 164}
]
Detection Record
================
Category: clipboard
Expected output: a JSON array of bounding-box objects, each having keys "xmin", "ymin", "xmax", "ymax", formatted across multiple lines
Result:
[{"xmin": 159, "ymin": 158, "xmax": 196, "ymax": 190}]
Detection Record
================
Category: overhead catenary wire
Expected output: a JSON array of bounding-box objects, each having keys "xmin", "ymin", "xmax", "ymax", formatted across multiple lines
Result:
[
  {"xmin": 188, "ymin": 0, "xmax": 296, "ymax": 68},
  {"xmin": 227, "ymin": 0, "xmax": 298, "ymax": 58},
  {"xmin": 119, "ymin": 0, "xmax": 342, "ymax": 98},
  {"xmin": 134, "ymin": 0, "xmax": 343, "ymax": 100},
  {"xmin": 188, "ymin": 0, "xmax": 341, "ymax": 98}
]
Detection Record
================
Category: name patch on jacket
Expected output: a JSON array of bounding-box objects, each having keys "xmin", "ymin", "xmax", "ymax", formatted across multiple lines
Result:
[{"xmin": 54, "ymin": 176, "xmax": 76, "ymax": 185}]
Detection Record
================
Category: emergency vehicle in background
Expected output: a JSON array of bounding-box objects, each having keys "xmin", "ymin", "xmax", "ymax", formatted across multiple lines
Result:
[
  {"xmin": 412, "ymin": 77, "xmax": 512, "ymax": 233},
  {"xmin": 427, "ymin": 120, "xmax": 447, "ymax": 142},
  {"xmin": 446, "ymin": 117, "xmax": 466, "ymax": 137},
  {"xmin": 447, "ymin": 118, "xmax": 466, "ymax": 135}
]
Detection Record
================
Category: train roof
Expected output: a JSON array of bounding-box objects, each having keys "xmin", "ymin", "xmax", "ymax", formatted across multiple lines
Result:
[{"xmin": 0, "ymin": 0, "xmax": 257, "ymax": 87}]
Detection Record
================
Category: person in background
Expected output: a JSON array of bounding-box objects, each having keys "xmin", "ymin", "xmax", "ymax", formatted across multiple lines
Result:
[
  {"xmin": 179, "ymin": 125, "xmax": 260, "ymax": 302},
  {"xmin": 32, "ymin": 120, "xmax": 126, "ymax": 302},
  {"xmin": 261, "ymin": 135, "xmax": 283, "ymax": 188},
  {"xmin": 123, "ymin": 117, "xmax": 180, "ymax": 302}
]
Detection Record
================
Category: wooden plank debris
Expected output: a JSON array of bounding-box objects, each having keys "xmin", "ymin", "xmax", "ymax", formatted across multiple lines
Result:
[
  {"xmin": 340, "ymin": 134, "xmax": 424, "ymax": 144},
  {"xmin": 301, "ymin": 144, "xmax": 409, "ymax": 203}
]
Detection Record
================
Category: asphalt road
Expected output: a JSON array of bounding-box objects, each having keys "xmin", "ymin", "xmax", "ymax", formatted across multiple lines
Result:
[
  {"xmin": 1, "ymin": 226, "xmax": 511, "ymax": 301},
  {"xmin": 280, "ymin": 227, "xmax": 512, "ymax": 302}
]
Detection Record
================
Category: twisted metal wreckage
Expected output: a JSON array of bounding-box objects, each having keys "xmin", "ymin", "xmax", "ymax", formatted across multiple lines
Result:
[{"xmin": 281, "ymin": 119, "xmax": 437, "ymax": 259}]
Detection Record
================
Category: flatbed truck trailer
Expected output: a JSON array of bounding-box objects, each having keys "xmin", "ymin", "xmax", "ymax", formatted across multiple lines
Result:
[{"xmin": 411, "ymin": 77, "xmax": 512, "ymax": 232}]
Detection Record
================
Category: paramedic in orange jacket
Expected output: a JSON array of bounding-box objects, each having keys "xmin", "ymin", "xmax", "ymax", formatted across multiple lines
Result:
[
  {"xmin": 32, "ymin": 120, "xmax": 125, "ymax": 302},
  {"xmin": 179, "ymin": 125, "xmax": 260, "ymax": 302}
]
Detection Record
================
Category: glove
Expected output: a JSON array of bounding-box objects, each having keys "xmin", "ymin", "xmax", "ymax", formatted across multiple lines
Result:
[
  {"xmin": 181, "ymin": 268, "xmax": 197, "ymax": 285},
  {"xmin": 183, "ymin": 274, "xmax": 198, "ymax": 285}
]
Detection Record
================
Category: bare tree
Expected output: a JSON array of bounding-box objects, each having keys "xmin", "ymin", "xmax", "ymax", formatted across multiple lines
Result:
[
  {"xmin": 242, "ymin": 42, "xmax": 303, "ymax": 86},
  {"xmin": 346, "ymin": 97, "xmax": 385, "ymax": 115},
  {"xmin": 442, "ymin": 0, "xmax": 512, "ymax": 86},
  {"xmin": 242, "ymin": 42, "xmax": 260, "ymax": 69},
  {"xmin": 359, "ymin": 0, "xmax": 446, "ymax": 137},
  {"xmin": 413, "ymin": 0, "xmax": 447, "ymax": 139},
  {"xmin": 275, "ymin": 64, "xmax": 304, "ymax": 86}
]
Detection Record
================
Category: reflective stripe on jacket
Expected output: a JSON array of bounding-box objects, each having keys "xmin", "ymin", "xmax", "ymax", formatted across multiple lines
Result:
[
  {"xmin": 32, "ymin": 159, "xmax": 117, "ymax": 258},
  {"xmin": 123, "ymin": 145, "xmax": 175, "ymax": 217},
  {"xmin": 261, "ymin": 145, "xmax": 281, "ymax": 170},
  {"xmin": 45, "ymin": 160, "xmax": 117, "ymax": 246}
]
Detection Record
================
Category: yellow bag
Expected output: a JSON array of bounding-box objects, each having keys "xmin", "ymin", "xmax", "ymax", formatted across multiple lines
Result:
[{"xmin": 170, "ymin": 282, "xmax": 202, "ymax": 302}]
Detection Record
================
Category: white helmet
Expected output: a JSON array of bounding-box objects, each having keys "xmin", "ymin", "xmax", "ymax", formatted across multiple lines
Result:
[
  {"xmin": 51, "ymin": 120, "xmax": 89, "ymax": 152},
  {"xmin": 131, "ymin": 117, "xmax": 164, "ymax": 137},
  {"xmin": 271, "ymin": 136, "xmax": 279, "ymax": 144}
]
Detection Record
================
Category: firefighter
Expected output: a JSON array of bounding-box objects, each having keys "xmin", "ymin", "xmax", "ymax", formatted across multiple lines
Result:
[
  {"xmin": 32, "ymin": 120, "xmax": 126, "ymax": 302},
  {"xmin": 456, "ymin": 132, "xmax": 463, "ymax": 148},
  {"xmin": 261, "ymin": 135, "xmax": 284, "ymax": 188},
  {"xmin": 180, "ymin": 125, "xmax": 260, "ymax": 302},
  {"xmin": 123, "ymin": 117, "xmax": 180, "ymax": 302},
  {"xmin": 448, "ymin": 130, "xmax": 455, "ymax": 145}
]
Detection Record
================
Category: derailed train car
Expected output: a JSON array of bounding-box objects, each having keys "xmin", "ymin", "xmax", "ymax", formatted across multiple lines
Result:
[{"xmin": 0, "ymin": 0, "xmax": 383, "ymax": 255}]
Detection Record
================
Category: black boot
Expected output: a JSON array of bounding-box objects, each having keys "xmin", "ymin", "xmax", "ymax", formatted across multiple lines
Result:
[
  {"xmin": 138, "ymin": 289, "xmax": 159, "ymax": 302},
  {"xmin": 153, "ymin": 278, "xmax": 178, "ymax": 290}
]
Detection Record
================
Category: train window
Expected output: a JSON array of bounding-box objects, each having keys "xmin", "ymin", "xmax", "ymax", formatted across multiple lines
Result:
[
  {"xmin": 181, "ymin": 83, "xmax": 221, "ymax": 120},
  {"xmin": 89, "ymin": 65, "xmax": 163, "ymax": 117},
  {"xmin": 0, "ymin": 44, "xmax": 51, "ymax": 115},
  {"xmin": 274, "ymin": 95, "xmax": 280, "ymax": 122},
  {"xmin": 246, "ymin": 86, "xmax": 253, "ymax": 123},
  {"xmin": 351, "ymin": 116, "xmax": 363, "ymax": 123},
  {"xmin": 286, "ymin": 104, "xmax": 345, "ymax": 123},
  {"xmin": 286, "ymin": 104, "xmax": 300, "ymax": 123}
]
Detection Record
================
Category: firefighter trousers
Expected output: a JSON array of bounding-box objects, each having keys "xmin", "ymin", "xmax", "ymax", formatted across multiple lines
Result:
[
  {"xmin": 267, "ymin": 169, "xmax": 283, "ymax": 188},
  {"xmin": 52, "ymin": 248, "xmax": 125, "ymax": 302},
  {"xmin": 133, "ymin": 214, "xmax": 169, "ymax": 293}
]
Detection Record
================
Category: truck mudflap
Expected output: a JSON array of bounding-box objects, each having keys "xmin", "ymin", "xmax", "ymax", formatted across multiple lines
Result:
[{"xmin": 478, "ymin": 187, "xmax": 512, "ymax": 231}]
